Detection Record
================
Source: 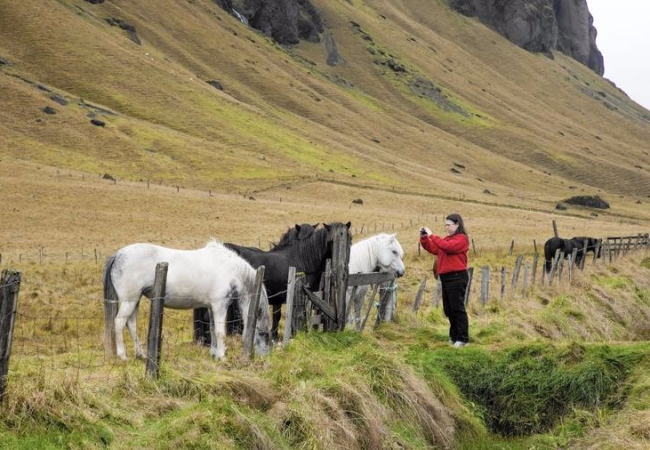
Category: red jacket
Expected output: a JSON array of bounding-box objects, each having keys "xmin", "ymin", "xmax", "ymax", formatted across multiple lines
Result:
[{"xmin": 420, "ymin": 233, "xmax": 469, "ymax": 275}]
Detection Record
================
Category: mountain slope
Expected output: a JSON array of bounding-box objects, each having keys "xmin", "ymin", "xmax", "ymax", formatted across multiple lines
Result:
[{"xmin": 0, "ymin": 0, "xmax": 648, "ymax": 211}]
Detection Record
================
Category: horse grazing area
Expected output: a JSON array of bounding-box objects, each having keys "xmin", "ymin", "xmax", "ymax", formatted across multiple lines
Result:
[{"xmin": 1, "ymin": 168, "xmax": 650, "ymax": 449}]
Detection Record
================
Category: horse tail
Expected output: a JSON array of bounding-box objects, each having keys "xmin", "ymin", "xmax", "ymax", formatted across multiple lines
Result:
[{"xmin": 103, "ymin": 255, "xmax": 118, "ymax": 356}]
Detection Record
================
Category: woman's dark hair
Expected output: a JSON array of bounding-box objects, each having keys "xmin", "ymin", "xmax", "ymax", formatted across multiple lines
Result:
[{"xmin": 446, "ymin": 213, "xmax": 467, "ymax": 236}]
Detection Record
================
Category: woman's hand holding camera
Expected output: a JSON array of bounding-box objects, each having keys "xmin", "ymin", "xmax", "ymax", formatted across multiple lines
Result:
[{"xmin": 419, "ymin": 227, "xmax": 431, "ymax": 237}]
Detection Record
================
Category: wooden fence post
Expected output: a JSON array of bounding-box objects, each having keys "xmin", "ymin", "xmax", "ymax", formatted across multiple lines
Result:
[
  {"xmin": 242, "ymin": 266, "xmax": 265, "ymax": 358},
  {"xmin": 480, "ymin": 266, "xmax": 490, "ymax": 305},
  {"xmin": 579, "ymin": 239, "xmax": 587, "ymax": 270},
  {"xmin": 548, "ymin": 249, "xmax": 561, "ymax": 285},
  {"xmin": 145, "ymin": 262, "xmax": 168, "ymax": 379},
  {"xmin": 464, "ymin": 267, "xmax": 474, "ymax": 306},
  {"xmin": 0, "ymin": 270, "xmax": 21, "ymax": 402},
  {"xmin": 412, "ymin": 277, "xmax": 427, "ymax": 312},
  {"xmin": 432, "ymin": 279, "xmax": 442, "ymax": 308},
  {"xmin": 331, "ymin": 226, "xmax": 351, "ymax": 331},
  {"xmin": 511, "ymin": 255, "xmax": 523, "ymax": 291},
  {"xmin": 558, "ymin": 253, "xmax": 566, "ymax": 283},
  {"xmin": 531, "ymin": 253, "xmax": 539, "ymax": 285},
  {"xmin": 552, "ymin": 220, "xmax": 558, "ymax": 238},
  {"xmin": 321, "ymin": 260, "xmax": 332, "ymax": 331},
  {"xmin": 568, "ymin": 249, "xmax": 577, "ymax": 283},
  {"xmin": 509, "ymin": 240, "xmax": 515, "ymax": 256},
  {"xmin": 521, "ymin": 264, "xmax": 529, "ymax": 297},
  {"xmin": 375, "ymin": 280, "xmax": 397, "ymax": 328},
  {"xmin": 360, "ymin": 284, "xmax": 380, "ymax": 332},
  {"xmin": 283, "ymin": 267, "xmax": 297, "ymax": 345},
  {"xmin": 500, "ymin": 267, "xmax": 506, "ymax": 300}
]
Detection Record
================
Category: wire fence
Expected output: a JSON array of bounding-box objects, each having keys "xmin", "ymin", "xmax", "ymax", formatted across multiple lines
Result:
[{"xmin": 1, "ymin": 231, "xmax": 648, "ymax": 394}]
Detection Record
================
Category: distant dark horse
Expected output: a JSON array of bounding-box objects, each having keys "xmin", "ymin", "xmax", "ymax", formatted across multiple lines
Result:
[
  {"xmin": 543, "ymin": 236, "xmax": 602, "ymax": 272},
  {"xmin": 195, "ymin": 222, "xmax": 351, "ymax": 342}
]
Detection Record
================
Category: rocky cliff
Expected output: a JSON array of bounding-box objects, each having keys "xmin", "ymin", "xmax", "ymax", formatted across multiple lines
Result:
[
  {"xmin": 219, "ymin": 0, "xmax": 602, "ymax": 75},
  {"xmin": 448, "ymin": 0, "xmax": 603, "ymax": 74}
]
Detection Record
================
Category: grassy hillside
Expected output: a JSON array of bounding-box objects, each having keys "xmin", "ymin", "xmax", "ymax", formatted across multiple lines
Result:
[{"xmin": 1, "ymin": 0, "xmax": 650, "ymax": 448}]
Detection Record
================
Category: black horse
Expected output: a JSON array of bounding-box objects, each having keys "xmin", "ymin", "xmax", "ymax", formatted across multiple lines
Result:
[
  {"xmin": 543, "ymin": 236, "xmax": 602, "ymax": 272},
  {"xmin": 195, "ymin": 222, "xmax": 350, "ymax": 343}
]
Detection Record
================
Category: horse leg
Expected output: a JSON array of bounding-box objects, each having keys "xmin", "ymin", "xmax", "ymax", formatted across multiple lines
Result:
[
  {"xmin": 209, "ymin": 301, "xmax": 228, "ymax": 359},
  {"xmin": 354, "ymin": 287, "xmax": 368, "ymax": 330},
  {"xmin": 271, "ymin": 304, "xmax": 281, "ymax": 342},
  {"xmin": 126, "ymin": 304, "xmax": 146, "ymax": 359},
  {"xmin": 114, "ymin": 300, "xmax": 138, "ymax": 361}
]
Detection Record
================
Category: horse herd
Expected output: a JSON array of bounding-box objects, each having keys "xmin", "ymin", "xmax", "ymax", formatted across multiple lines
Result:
[
  {"xmin": 103, "ymin": 224, "xmax": 601, "ymax": 361},
  {"xmin": 542, "ymin": 236, "xmax": 602, "ymax": 272},
  {"xmin": 103, "ymin": 222, "xmax": 406, "ymax": 360}
]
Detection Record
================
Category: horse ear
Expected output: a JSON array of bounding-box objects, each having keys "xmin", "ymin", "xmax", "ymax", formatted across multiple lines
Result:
[
  {"xmin": 324, "ymin": 223, "xmax": 331, "ymax": 231},
  {"xmin": 345, "ymin": 221, "xmax": 351, "ymax": 229},
  {"xmin": 294, "ymin": 224, "xmax": 301, "ymax": 232},
  {"xmin": 312, "ymin": 222, "xmax": 319, "ymax": 229}
]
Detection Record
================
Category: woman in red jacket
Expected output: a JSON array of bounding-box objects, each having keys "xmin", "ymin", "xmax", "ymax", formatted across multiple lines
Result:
[{"xmin": 419, "ymin": 213, "xmax": 470, "ymax": 347}]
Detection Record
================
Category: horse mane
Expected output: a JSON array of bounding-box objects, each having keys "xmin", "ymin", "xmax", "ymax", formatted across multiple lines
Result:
[{"xmin": 272, "ymin": 223, "xmax": 319, "ymax": 249}]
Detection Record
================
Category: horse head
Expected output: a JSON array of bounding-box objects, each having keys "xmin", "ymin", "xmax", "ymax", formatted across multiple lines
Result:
[{"xmin": 374, "ymin": 234, "xmax": 406, "ymax": 277}]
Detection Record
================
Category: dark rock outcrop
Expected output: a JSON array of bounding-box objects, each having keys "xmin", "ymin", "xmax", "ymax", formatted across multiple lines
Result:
[
  {"xmin": 106, "ymin": 17, "xmax": 141, "ymax": 45},
  {"xmin": 217, "ymin": 0, "xmax": 323, "ymax": 45},
  {"xmin": 448, "ymin": 0, "xmax": 603, "ymax": 75},
  {"xmin": 563, "ymin": 195, "xmax": 610, "ymax": 209}
]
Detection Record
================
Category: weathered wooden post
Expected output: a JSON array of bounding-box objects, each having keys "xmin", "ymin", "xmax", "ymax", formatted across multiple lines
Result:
[
  {"xmin": 552, "ymin": 220, "xmax": 558, "ymax": 238},
  {"xmin": 464, "ymin": 267, "xmax": 474, "ymax": 306},
  {"xmin": 558, "ymin": 253, "xmax": 566, "ymax": 283},
  {"xmin": 283, "ymin": 267, "xmax": 297, "ymax": 345},
  {"xmin": 360, "ymin": 284, "xmax": 380, "ymax": 332},
  {"xmin": 568, "ymin": 249, "xmax": 577, "ymax": 283},
  {"xmin": 531, "ymin": 253, "xmax": 539, "ymax": 285},
  {"xmin": 547, "ymin": 249, "xmax": 561, "ymax": 285},
  {"xmin": 1, "ymin": 270, "xmax": 21, "ymax": 402},
  {"xmin": 592, "ymin": 240, "xmax": 601, "ymax": 265},
  {"xmin": 375, "ymin": 280, "xmax": 396, "ymax": 328},
  {"xmin": 500, "ymin": 267, "xmax": 506, "ymax": 300},
  {"xmin": 344, "ymin": 285, "xmax": 359, "ymax": 323},
  {"xmin": 509, "ymin": 240, "xmax": 515, "ymax": 256},
  {"xmin": 412, "ymin": 277, "xmax": 427, "ymax": 312},
  {"xmin": 511, "ymin": 255, "xmax": 523, "ymax": 292},
  {"xmin": 480, "ymin": 266, "xmax": 490, "ymax": 305},
  {"xmin": 331, "ymin": 226, "xmax": 351, "ymax": 331},
  {"xmin": 521, "ymin": 264, "xmax": 529, "ymax": 297},
  {"xmin": 145, "ymin": 262, "xmax": 168, "ymax": 379},
  {"xmin": 579, "ymin": 239, "xmax": 588, "ymax": 270},
  {"xmin": 319, "ymin": 260, "xmax": 332, "ymax": 331},
  {"xmin": 242, "ymin": 266, "xmax": 265, "ymax": 358},
  {"xmin": 432, "ymin": 279, "xmax": 442, "ymax": 308}
]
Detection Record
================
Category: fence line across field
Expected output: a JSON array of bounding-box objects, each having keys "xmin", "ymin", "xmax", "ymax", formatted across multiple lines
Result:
[{"xmin": 1, "ymin": 231, "xmax": 648, "ymax": 400}]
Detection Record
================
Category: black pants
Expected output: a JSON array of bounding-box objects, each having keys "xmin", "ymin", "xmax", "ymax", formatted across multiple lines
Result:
[{"xmin": 439, "ymin": 270, "xmax": 469, "ymax": 343}]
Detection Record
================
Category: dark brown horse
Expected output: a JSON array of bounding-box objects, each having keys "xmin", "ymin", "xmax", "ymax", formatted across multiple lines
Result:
[
  {"xmin": 195, "ymin": 222, "xmax": 351, "ymax": 342},
  {"xmin": 543, "ymin": 236, "xmax": 602, "ymax": 272}
]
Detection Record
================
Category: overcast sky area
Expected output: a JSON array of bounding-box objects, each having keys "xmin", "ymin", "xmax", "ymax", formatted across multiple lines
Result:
[{"xmin": 587, "ymin": 0, "xmax": 650, "ymax": 110}]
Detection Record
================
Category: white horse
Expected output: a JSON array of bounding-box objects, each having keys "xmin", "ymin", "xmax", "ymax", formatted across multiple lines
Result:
[
  {"xmin": 103, "ymin": 240, "xmax": 270, "ymax": 360},
  {"xmin": 347, "ymin": 233, "xmax": 406, "ymax": 328}
]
